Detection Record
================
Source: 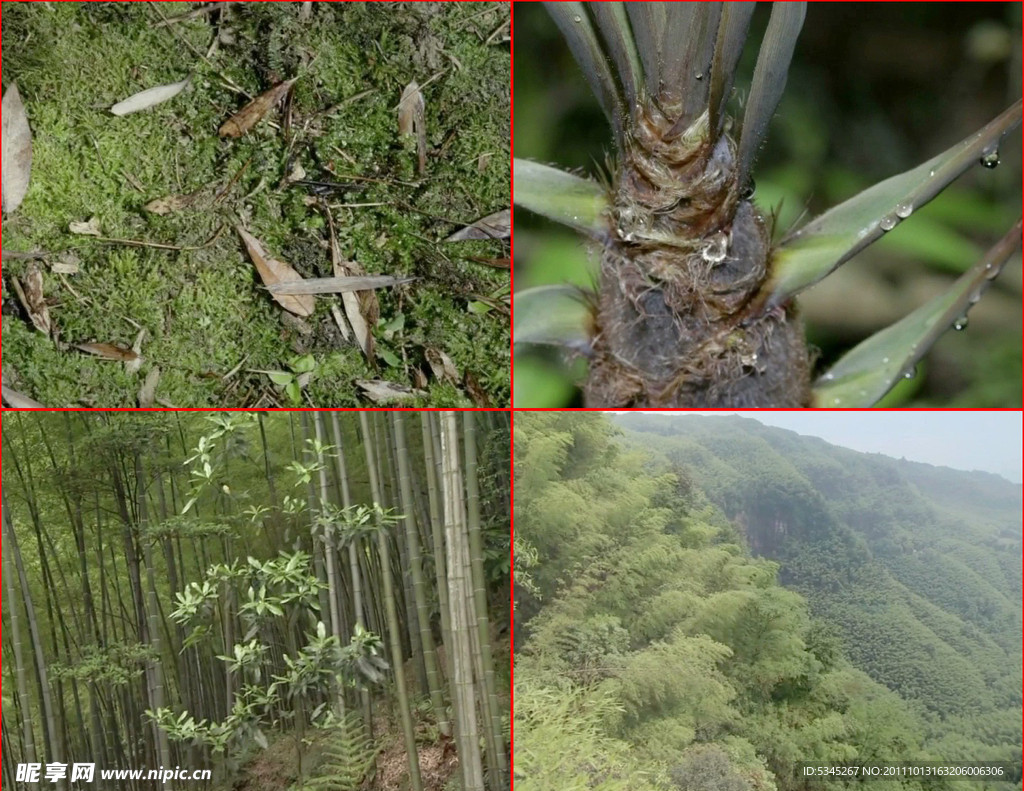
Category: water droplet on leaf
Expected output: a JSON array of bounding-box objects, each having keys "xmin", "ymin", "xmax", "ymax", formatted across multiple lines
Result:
[
  {"xmin": 696, "ymin": 72, "xmax": 704, "ymax": 81},
  {"xmin": 741, "ymin": 180, "xmax": 756, "ymax": 200},
  {"xmin": 895, "ymin": 202, "xmax": 912, "ymax": 219},
  {"xmin": 879, "ymin": 215, "xmax": 898, "ymax": 232},
  {"xmin": 953, "ymin": 314, "xmax": 969, "ymax": 331},
  {"xmin": 902, "ymin": 365, "xmax": 917, "ymax": 380},
  {"xmin": 980, "ymin": 148, "xmax": 1000, "ymax": 168},
  {"xmin": 573, "ymin": 14, "xmax": 582, "ymax": 23}
]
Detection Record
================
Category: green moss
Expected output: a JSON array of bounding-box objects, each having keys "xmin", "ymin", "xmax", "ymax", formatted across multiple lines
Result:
[{"xmin": 2, "ymin": 2, "xmax": 510, "ymax": 406}]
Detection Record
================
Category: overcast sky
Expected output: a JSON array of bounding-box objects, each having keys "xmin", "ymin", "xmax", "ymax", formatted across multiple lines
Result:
[{"xmin": 631, "ymin": 412, "xmax": 1023, "ymax": 483}]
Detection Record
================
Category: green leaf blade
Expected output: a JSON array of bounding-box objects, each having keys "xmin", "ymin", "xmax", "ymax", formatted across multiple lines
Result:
[
  {"xmin": 813, "ymin": 220, "xmax": 1022, "ymax": 408},
  {"xmin": 767, "ymin": 100, "xmax": 1022, "ymax": 307},
  {"xmin": 514, "ymin": 284, "xmax": 592, "ymax": 352},
  {"xmin": 514, "ymin": 159, "xmax": 610, "ymax": 237}
]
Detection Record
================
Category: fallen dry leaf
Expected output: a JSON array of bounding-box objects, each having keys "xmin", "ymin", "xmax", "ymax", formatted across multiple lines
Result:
[
  {"xmin": 268, "ymin": 275, "xmax": 413, "ymax": 295},
  {"xmin": 219, "ymin": 78, "xmax": 296, "ymax": 138},
  {"xmin": 398, "ymin": 81, "xmax": 427, "ymax": 175},
  {"xmin": 111, "ymin": 77, "xmax": 191, "ymax": 116},
  {"xmin": 69, "ymin": 217, "xmax": 103, "ymax": 236},
  {"xmin": 2, "ymin": 82, "xmax": 33, "ymax": 214},
  {"xmin": 445, "ymin": 208, "xmax": 511, "ymax": 241},
  {"xmin": 144, "ymin": 188, "xmax": 207, "ymax": 216},
  {"xmin": 357, "ymin": 379, "xmax": 425, "ymax": 403},
  {"xmin": 463, "ymin": 371, "xmax": 491, "ymax": 407},
  {"xmin": 1, "ymin": 378, "xmax": 45, "ymax": 408},
  {"xmin": 10, "ymin": 263, "xmax": 51, "ymax": 335},
  {"xmin": 237, "ymin": 226, "xmax": 315, "ymax": 317},
  {"xmin": 74, "ymin": 342, "xmax": 140, "ymax": 361},
  {"xmin": 52, "ymin": 254, "xmax": 81, "ymax": 275},
  {"xmin": 138, "ymin": 367, "xmax": 160, "ymax": 407},
  {"xmin": 425, "ymin": 347, "xmax": 459, "ymax": 385},
  {"xmin": 126, "ymin": 329, "xmax": 146, "ymax": 375},
  {"xmin": 326, "ymin": 209, "xmax": 376, "ymax": 362}
]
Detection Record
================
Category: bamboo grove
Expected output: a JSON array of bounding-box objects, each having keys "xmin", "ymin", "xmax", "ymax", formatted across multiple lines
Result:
[{"xmin": 1, "ymin": 411, "xmax": 511, "ymax": 791}]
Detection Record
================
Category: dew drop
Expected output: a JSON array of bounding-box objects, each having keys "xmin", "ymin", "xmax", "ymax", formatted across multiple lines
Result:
[
  {"xmin": 701, "ymin": 231, "xmax": 729, "ymax": 264},
  {"xmin": 928, "ymin": 169, "xmax": 936, "ymax": 177},
  {"xmin": 985, "ymin": 263, "xmax": 1002, "ymax": 281},
  {"xmin": 953, "ymin": 314, "xmax": 969, "ymax": 331},
  {"xmin": 879, "ymin": 215, "xmax": 898, "ymax": 232},
  {"xmin": 902, "ymin": 365, "xmax": 917, "ymax": 380},
  {"xmin": 821, "ymin": 372, "xmax": 835, "ymax": 382},
  {"xmin": 980, "ymin": 147, "xmax": 1000, "ymax": 169},
  {"xmin": 696, "ymin": 72, "xmax": 704, "ymax": 81},
  {"xmin": 573, "ymin": 14, "xmax": 582, "ymax": 22},
  {"xmin": 894, "ymin": 202, "xmax": 913, "ymax": 219},
  {"xmin": 968, "ymin": 289, "xmax": 983, "ymax": 305},
  {"xmin": 740, "ymin": 180, "xmax": 756, "ymax": 200}
]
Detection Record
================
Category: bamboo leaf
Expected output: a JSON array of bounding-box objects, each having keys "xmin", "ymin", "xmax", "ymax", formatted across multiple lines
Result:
[
  {"xmin": 74, "ymin": 342, "xmax": 140, "ymax": 362},
  {"xmin": 545, "ymin": 2, "xmax": 624, "ymax": 139},
  {"xmin": 268, "ymin": 275, "xmax": 413, "ymax": 295},
  {"xmin": 219, "ymin": 79, "xmax": 296, "ymax": 138},
  {"xmin": 708, "ymin": 3, "xmax": 756, "ymax": 135},
  {"xmin": 356, "ymin": 380, "xmax": 424, "ymax": 403},
  {"xmin": 767, "ymin": 100, "xmax": 1023, "ymax": 308},
  {"xmin": 398, "ymin": 81, "xmax": 427, "ymax": 175},
  {"xmin": 1, "ymin": 377, "xmax": 45, "ymax": 408},
  {"xmin": 625, "ymin": 2, "xmax": 665, "ymax": 101},
  {"xmin": 445, "ymin": 209, "xmax": 510, "ymax": 241},
  {"xmin": 737, "ymin": 2, "xmax": 806, "ymax": 189},
  {"xmin": 513, "ymin": 159, "xmax": 609, "ymax": 237},
  {"xmin": 661, "ymin": 3, "xmax": 721, "ymax": 124},
  {"xmin": 813, "ymin": 219, "xmax": 1021, "ymax": 408},
  {"xmin": 237, "ymin": 227, "xmax": 316, "ymax": 317},
  {"xmin": 110, "ymin": 77, "xmax": 191, "ymax": 116},
  {"xmin": 2, "ymin": 82, "xmax": 33, "ymax": 214},
  {"xmin": 514, "ymin": 284, "xmax": 592, "ymax": 352},
  {"xmin": 10, "ymin": 263, "xmax": 50, "ymax": 336},
  {"xmin": 590, "ymin": 3, "xmax": 644, "ymax": 110}
]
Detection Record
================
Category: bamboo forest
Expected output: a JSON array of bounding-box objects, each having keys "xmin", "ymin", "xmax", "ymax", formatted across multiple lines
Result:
[
  {"xmin": 514, "ymin": 412, "xmax": 1021, "ymax": 791},
  {"xmin": 1, "ymin": 410, "xmax": 510, "ymax": 791}
]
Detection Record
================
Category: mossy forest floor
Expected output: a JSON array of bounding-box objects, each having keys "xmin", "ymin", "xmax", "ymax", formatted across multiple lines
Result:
[{"xmin": 2, "ymin": 2, "xmax": 510, "ymax": 406}]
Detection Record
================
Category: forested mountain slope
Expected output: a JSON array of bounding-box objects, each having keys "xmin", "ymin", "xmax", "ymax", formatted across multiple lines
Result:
[
  {"xmin": 514, "ymin": 413, "xmax": 1002, "ymax": 791},
  {"xmin": 612, "ymin": 413, "xmax": 1021, "ymax": 767}
]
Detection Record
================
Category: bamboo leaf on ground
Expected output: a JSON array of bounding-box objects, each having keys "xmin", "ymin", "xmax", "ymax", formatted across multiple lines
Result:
[
  {"xmin": 268, "ymin": 275, "xmax": 413, "ymax": 296},
  {"xmin": 237, "ymin": 227, "xmax": 315, "ymax": 317},
  {"xmin": 2, "ymin": 82, "xmax": 33, "ymax": 214},
  {"xmin": 110, "ymin": 77, "xmax": 191, "ymax": 116},
  {"xmin": 398, "ymin": 81, "xmax": 427, "ymax": 175},
  {"xmin": 10, "ymin": 264, "xmax": 51, "ymax": 336},
  {"xmin": 74, "ymin": 342, "xmax": 140, "ymax": 362},
  {"xmin": 445, "ymin": 209, "xmax": 510, "ymax": 241},
  {"xmin": 357, "ymin": 380, "xmax": 425, "ymax": 403},
  {"xmin": 219, "ymin": 78, "xmax": 296, "ymax": 137}
]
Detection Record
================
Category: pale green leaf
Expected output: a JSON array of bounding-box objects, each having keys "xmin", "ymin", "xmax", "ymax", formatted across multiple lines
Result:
[
  {"xmin": 514, "ymin": 284, "xmax": 591, "ymax": 352},
  {"xmin": 767, "ymin": 100, "xmax": 1022, "ymax": 308},
  {"xmin": 514, "ymin": 159, "xmax": 609, "ymax": 237},
  {"xmin": 813, "ymin": 220, "xmax": 1021, "ymax": 408}
]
